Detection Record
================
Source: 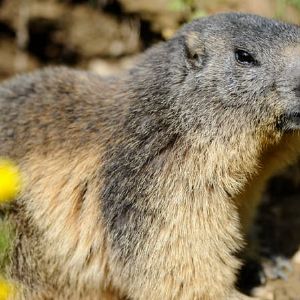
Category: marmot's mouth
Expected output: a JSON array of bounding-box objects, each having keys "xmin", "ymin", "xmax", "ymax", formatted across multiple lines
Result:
[{"xmin": 278, "ymin": 112, "xmax": 300, "ymax": 131}]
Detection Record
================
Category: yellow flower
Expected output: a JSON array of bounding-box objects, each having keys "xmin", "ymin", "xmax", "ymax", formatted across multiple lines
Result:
[
  {"xmin": 0, "ymin": 159, "xmax": 21, "ymax": 203},
  {"xmin": 0, "ymin": 279, "xmax": 15, "ymax": 300}
]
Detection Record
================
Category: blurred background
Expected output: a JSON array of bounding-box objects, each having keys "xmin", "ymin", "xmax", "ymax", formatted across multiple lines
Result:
[
  {"xmin": 1, "ymin": 1, "xmax": 300, "ymax": 299},
  {"xmin": 1, "ymin": 0, "xmax": 300, "ymax": 80}
]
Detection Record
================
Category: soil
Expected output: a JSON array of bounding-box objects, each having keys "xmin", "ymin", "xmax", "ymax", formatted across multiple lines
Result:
[{"xmin": 0, "ymin": 0, "xmax": 300, "ymax": 299}]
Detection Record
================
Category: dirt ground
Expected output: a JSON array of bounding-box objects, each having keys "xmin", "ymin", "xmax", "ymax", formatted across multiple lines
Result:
[{"xmin": 1, "ymin": 0, "xmax": 300, "ymax": 299}]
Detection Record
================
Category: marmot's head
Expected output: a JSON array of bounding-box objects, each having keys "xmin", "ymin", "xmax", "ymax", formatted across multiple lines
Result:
[{"xmin": 129, "ymin": 13, "xmax": 300, "ymax": 140}]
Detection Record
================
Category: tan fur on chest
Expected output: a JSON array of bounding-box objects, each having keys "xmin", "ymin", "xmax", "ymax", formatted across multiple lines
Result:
[
  {"xmin": 116, "ymin": 135, "xmax": 260, "ymax": 299},
  {"xmin": 121, "ymin": 132, "xmax": 300, "ymax": 299}
]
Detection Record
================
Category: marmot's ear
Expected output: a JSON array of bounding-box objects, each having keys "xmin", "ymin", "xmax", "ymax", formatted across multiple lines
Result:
[{"xmin": 184, "ymin": 31, "xmax": 205, "ymax": 68}]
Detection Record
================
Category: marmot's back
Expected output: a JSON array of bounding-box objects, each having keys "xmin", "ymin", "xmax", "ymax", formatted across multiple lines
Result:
[{"xmin": 0, "ymin": 67, "xmax": 121, "ymax": 159}]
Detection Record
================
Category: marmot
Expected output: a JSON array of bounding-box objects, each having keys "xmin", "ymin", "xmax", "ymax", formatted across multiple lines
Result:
[{"xmin": 0, "ymin": 12, "xmax": 300, "ymax": 300}]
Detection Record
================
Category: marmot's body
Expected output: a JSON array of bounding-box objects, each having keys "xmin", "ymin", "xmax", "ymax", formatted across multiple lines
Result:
[{"xmin": 1, "ymin": 13, "xmax": 300, "ymax": 299}]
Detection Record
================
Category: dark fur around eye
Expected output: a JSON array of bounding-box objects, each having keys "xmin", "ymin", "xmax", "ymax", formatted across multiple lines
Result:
[{"xmin": 235, "ymin": 49, "xmax": 257, "ymax": 66}]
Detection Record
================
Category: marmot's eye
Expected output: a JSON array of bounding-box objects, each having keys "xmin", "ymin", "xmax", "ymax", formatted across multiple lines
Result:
[{"xmin": 235, "ymin": 49, "xmax": 256, "ymax": 66}]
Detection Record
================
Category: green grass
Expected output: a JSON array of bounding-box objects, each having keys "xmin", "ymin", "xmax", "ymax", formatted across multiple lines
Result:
[
  {"xmin": 0, "ymin": 220, "xmax": 14, "ymax": 274},
  {"xmin": 288, "ymin": 0, "xmax": 300, "ymax": 9}
]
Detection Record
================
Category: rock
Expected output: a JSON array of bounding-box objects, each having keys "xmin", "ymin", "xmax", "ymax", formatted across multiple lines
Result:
[
  {"xmin": 88, "ymin": 56, "xmax": 137, "ymax": 76},
  {"xmin": 67, "ymin": 5, "xmax": 141, "ymax": 57},
  {"xmin": 119, "ymin": 0, "xmax": 186, "ymax": 35}
]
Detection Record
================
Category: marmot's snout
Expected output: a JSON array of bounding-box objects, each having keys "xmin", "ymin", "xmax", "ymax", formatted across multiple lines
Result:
[{"xmin": 277, "ymin": 56, "xmax": 300, "ymax": 130}]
